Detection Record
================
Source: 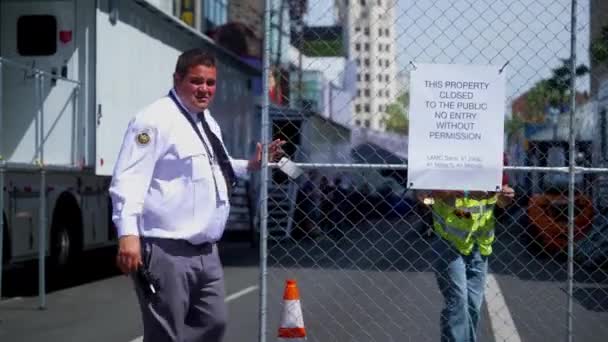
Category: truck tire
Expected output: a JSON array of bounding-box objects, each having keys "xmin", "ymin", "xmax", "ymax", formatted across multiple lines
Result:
[
  {"xmin": 51, "ymin": 223, "xmax": 75, "ymax": 268},
  {"xmin": 50, "ymin": 194, "xmax": 83, "ymax": 271}
]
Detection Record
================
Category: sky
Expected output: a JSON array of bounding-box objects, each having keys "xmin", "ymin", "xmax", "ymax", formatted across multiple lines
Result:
[{"xmin": 303, "ymin": 0, "xmax": 591, "ymax": 103}]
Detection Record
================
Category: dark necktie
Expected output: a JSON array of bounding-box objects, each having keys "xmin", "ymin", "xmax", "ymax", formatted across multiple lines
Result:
[{"xmin": 198, "ymin": 113, "xmax": 237, "ymax": 197}]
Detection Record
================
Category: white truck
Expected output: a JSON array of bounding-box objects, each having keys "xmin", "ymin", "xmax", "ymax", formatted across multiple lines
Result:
[{"xmin": 0, "ymin": 0, "xmax": 260, "ymax": 276}]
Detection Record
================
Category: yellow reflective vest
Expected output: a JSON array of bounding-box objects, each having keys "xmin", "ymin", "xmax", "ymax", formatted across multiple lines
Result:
[{"xmin": 431, "ymin": 195, "xmax": 497, "ymax": 256}]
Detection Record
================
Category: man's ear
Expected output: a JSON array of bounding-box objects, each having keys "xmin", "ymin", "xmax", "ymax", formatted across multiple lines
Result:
[{"xmin": 173, "ymin": 73, "xmax": 180, "ymax": 86}]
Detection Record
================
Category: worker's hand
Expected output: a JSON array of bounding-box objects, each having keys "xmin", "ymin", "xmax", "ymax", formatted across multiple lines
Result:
[
  {"xmin": 247, "ymin": 139, "xmax": 286, "ymax": 171},
  {"xmin": 116, "ymin": 235, "xmax": 142, "ymax": 274},
  {"xmin": 497, "ymin": 185, "xmax": 515, "ymax": 208}
]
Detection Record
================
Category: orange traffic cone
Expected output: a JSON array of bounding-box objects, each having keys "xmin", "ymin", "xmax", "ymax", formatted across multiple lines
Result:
[{"xmin": 278, "ymin": 279, "xmax": 307, "ymax": 341}]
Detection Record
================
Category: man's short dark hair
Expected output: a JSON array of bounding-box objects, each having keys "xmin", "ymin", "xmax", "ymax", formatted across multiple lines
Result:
[{"xmin": 175, "ymin": 48, "xmax": 216, "ymax": 77}]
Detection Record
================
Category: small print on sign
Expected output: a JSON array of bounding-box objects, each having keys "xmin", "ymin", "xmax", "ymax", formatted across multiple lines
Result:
[{"xmin": 407, "ymin": 63, "xmax": 506, "ymax": 191}]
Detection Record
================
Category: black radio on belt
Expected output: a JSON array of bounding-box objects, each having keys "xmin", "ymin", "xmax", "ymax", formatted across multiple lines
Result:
[{"xmin": 137, "ymin": 267, "xmax": 159, "ymax": 298}]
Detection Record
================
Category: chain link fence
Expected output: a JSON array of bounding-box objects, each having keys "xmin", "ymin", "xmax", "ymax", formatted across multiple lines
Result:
[{"xmin": 257, "ymin": 0, "xmax": 608, "ymax": 341}]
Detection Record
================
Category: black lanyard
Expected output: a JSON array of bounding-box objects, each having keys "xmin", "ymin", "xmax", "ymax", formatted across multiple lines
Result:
[
  {"xmin": 168, "ymin": 91, "xmax": 236, "ymax": 196},
  {"xmin": 169, "ymin": 91, "xmax": 215, "ymax": 163}
]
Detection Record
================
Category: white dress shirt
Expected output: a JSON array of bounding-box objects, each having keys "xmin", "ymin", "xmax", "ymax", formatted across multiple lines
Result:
[{"xmin": 109, "ymin": 90, "xmax": 249, "ymax": 244}]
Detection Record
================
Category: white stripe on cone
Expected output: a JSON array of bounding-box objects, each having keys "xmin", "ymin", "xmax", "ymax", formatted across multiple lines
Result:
[
  {"xmin": 278, "ymin": 298, "xmax": 306, "ymax": 341},
  {"xmin": 280, "ymin": 299, "xmax": 305, "ymax": 329}
]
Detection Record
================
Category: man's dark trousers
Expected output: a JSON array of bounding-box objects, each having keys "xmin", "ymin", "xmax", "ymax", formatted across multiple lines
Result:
[{"xmin": 133, "ymin": 237, "xmax": 227, "ymax": 342}]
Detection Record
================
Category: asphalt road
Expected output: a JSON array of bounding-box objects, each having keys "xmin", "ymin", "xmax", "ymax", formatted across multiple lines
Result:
[{"xmin": 1, "ymin": 214, "xmax": 607, "ymax": 342}]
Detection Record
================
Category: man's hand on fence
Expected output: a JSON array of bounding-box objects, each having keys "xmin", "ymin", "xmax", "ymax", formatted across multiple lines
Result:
[{"xmin": 247, "ymin": 139, "xmax": 286, "ymax": 171}]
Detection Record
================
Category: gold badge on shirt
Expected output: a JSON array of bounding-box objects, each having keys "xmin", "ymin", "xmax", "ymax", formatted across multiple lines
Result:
[{"xmin": 136, "ymin": 131, "xmax": 151, "ymax": 145}]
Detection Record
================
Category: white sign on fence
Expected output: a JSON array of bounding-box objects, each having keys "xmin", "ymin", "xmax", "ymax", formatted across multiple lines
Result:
[{"xmin": 407, "ymin": 63, "xmax": 506, "ymax": 191}]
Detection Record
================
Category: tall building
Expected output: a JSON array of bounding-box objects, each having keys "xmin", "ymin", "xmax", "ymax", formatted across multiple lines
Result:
[{"xmin": 336, "ymin": 0, "xmax": 398, "ymax": 131}]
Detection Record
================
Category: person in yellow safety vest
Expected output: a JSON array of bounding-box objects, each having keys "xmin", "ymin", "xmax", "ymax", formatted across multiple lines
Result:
[{"xmin": 429, "ymin": 184, "xmax": 514, "ymax": 342}]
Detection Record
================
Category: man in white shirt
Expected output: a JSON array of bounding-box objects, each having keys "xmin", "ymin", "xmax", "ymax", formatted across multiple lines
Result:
[{"xmin": 110, "ymin": 48, "xmax": 284, "ymax": 342}]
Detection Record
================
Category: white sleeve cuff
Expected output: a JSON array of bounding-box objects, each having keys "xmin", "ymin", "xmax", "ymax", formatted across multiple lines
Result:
[
  {"xmin": 114, "ymin": 215, "xmax": 140, "ymax": 237},
  {"xmin": 231, "ymin": 159, "xmax": 249, "ymax": 178}
]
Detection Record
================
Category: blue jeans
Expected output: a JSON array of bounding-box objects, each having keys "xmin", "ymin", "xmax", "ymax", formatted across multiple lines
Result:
[{"xmin": 432, "ymin": 237, "xmax": 488, "ymax": 342}]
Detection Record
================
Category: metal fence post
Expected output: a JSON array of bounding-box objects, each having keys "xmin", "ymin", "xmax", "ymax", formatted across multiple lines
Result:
[
  {"xmin": 36, "ymin": 72, "xmax": 46, "ymax": 310},
  {"xmin": 259, "ymin": 0, "xmax": 272, "ymax": 340},
  {"xmin": 0, "ymin": 162, "xmax": 4, "ymax": 300},
  {"xmin": 567, "ymin": 0, "xmax": 577, "ymax": 341},
  {"xmin": 73, "ymin": 85, "xmax": 79, "ymax": 166},
  {"xmin": 0, "ymin": 58, "xmax": 4, "ymax": 299},
  {"xmin": 38, "ymin": 167, "xmax": 47, "ymax": 310}
]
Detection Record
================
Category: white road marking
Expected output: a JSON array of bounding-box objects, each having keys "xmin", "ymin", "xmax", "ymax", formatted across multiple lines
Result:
[
  {"xmin": 0, "ymin": 296, "xmax": 23, "ymax": 305},
  {"xmin": 225, "ymin": 285, "xmax": 259, "ymax": 303},
  {"xmin": 485, "ymin": 274, "xmax": 522, "ymax": 342},
  {"xmin": 129, "ymin": 285, "xmax": 259, "ymax": 342}
]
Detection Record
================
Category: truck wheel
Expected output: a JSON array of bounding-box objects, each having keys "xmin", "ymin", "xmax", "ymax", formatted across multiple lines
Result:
[
  {"xmin": 51, "ymin": 223, "xmax": 74, "ymax": 268},
  {"xmin": 49, "ymin": 193, "xmax": 83, "ymax": 273},
  {"xmin": 50, "ymin": 220, "xmax": 82, "ymax": 273}
]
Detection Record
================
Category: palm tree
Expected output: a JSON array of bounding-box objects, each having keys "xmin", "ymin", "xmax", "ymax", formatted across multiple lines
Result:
[
  {"xmin": 545, "ymin": 58, "xmax": 589, "ymax": 105},
  {"xmin": 519, "ymin": 58, "xmax": 588, "ymax": 123}
]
